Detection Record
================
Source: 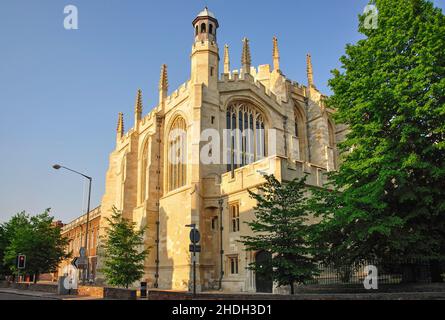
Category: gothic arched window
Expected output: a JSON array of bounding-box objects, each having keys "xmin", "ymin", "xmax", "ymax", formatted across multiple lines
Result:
[
  {"xmin": 293, "ymin": 107, "xmax": 305, "ymax": 160},
  {"xmin": 226, "ymin": 102, "xmax": 266, "ymax": 173},
  {"xmin": 328, "ymin": 120, "xmax": 336, "ymax": 148},
  {"xmin": 140, "ymin": 140, "xmax": 149, "ymax": 203},
  {"xmin": 327, "ymin": 119, "xmax": 337, "ymax": 170},
  {"xmin": 120, "ymin": 155, "xmax": 127, "ymax": 210},
  {"xmin": 209, "ymin": 24, "xmax": 213, "ymax": 35},
  {"xmin": 201, "ymin": 23, "xmax": 206, "ymax": 33},
  {"xmin": 167, "ymin": 116, "xmax": 187, "ymax": 192}
]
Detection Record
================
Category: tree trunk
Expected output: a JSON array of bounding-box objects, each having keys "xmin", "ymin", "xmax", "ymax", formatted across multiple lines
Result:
[
  {"xmin": 290, "ymin": 282, "xmax": 295, "ymax": 295},
  {"xmin": 34, "ymin": 273, "xmax": 39, "ymax": 284}
]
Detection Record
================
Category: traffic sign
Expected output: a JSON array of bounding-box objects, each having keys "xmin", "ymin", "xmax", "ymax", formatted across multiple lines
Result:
[
  {"xmin": 189, "ymin": 229, "xmax": 201, "ymax": 244},
  {"xmin": 71, "ymin": 256, "xmax": 87, "ymax": 269},
  {"xmin": 189, "ymin": 244, "xmax": 201, "ymax": 253},
  {"xmin": 71, "ymin": 257, "xmax": 78, "ymax": 268},
  {"xmin": 77, "ymin": 256, "xmax": 87, "ymax": 268}
]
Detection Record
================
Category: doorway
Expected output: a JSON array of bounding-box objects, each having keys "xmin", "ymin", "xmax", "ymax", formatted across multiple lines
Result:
[{"xmin": 255, "ymin": 250, "xmax": 273, "ymax": 293}]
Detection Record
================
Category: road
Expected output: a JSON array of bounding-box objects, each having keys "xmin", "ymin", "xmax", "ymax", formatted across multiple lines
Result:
[{"xmin": 0, "ymin": 292, "xmax": 55, "ymax": 300}]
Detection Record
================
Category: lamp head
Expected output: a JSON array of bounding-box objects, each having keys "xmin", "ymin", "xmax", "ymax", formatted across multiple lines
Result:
[{"xmin": 52, "ymin": 164, "xmax": 62, "ymax": 170}]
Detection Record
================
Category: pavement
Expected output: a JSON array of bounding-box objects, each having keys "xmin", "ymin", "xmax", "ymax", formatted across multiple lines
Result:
[
  {"xmin": 0, "ymin": 288, "xmax": 103, "ymax": 300},
  {"xmin": 0, "ymin": 291, "xmax": 55, "ymax": 300},
  {"xmin": 2, "ymin": 285, "xmax": 445, "ymax": 300}
]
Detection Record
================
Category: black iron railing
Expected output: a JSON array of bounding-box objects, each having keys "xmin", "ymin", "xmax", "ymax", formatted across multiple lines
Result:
[{"xmin": 306, "ymin": 260, "xmax": 444, "ymax": 285}]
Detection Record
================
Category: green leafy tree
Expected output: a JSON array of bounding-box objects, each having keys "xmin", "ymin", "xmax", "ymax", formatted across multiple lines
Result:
[
  {"xmin": 100, "ymin": 207, "xmax": 148, "ymax": 288},
  {"xmin": 1, "ymin": 212, "xmax": 33, "ymax": 278},
  {"xmin": 3, "ymin": 210, "xmax": 70, "ymax": 282},
  {"xmin": 0, "ymin": 225, "xmax": 8, "ymax": 278},
  {"xmin": 241, "ymin": 175, "xmax": 319, "ymax": 294},
  {"xmin": 314, "ymin": 0, "xmax": 445, "ymax": 281}
]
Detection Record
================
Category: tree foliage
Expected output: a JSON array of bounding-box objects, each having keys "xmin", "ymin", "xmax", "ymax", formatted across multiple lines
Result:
[
  {"xmin": 100, "ymin": 207, "xmax": 148, "ymax": 288},
  {"xmin": 1, "ymin": 210, "xmax": 69, "ymax": 281},
  {"xmin": 313, "ymin": 0, "xmax": 445, "ymax": 268},
  {"xmin": 241, "ymin": 175, "xmax": 318, "ymax": 294}
]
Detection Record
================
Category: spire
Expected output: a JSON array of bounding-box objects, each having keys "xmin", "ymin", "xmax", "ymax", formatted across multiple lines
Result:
[
  {"xmin": 134, "ymin": 89, "xmax": 143, "ymax": 123},
  {"xmin": 272, "ymin": 36, "xmax": 280, "ymax": 71},
  {"xmin": 117, "ymin": 112, "xmax": 124, "ymax": 139},
  {"xmin": 241, "ymin": 38, "xmax": 251, "ymax": 74},
  {"xmin": 159, "ymin": 64, "xmax": 168, "ymax": 91},
  {"xmin": 223, "ymin": 44, "xmax": 230, "ymax": 74},
  {"xmin": 307, "ymin": 53, "xmax": 314, "ymax": 88},
  {"xmin": 159, "ymin": 64, "xmax": 168, "ymax": 105}
]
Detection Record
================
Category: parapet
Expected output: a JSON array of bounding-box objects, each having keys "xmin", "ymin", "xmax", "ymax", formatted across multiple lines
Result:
[{"xmin": 219, "ymin": 69, "xmax": 283, "ymax": 105}]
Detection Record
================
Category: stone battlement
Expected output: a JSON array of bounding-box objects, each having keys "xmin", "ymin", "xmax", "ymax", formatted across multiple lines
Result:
[
  {"xmin": 219, "ymin": 70, "xmax": 283, "ymax": 105},
  {"xmin": 166, "ymin": 80, "xmax": 190, "ymax": 105}
]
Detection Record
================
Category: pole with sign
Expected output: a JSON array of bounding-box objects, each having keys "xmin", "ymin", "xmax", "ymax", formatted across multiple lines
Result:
[{"xmin": 186, "ymin": 224, "xmax": 200, "ymax": 297}]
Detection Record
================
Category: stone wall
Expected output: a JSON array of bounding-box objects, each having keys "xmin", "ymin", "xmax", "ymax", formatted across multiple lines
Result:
[
  {"xmin": 147, "ymin": 285, "xmax": 445, "ymax": 300},
  {"xmin": 77, "ymin": 285, "xmax": 136, "ymax": 300},
  {"xmin": 0, "ymin": 281, "xmax": 58, "ymax": 293}
]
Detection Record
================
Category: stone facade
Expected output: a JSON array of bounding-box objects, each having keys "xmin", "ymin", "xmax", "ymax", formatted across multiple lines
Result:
[
  {"xmin": 58, "ymin": 207, "xmax": 101, "ymax": 282},
  {"xmin": 63, "ymin": 8, "xmax": 347, "ymax": 294}
]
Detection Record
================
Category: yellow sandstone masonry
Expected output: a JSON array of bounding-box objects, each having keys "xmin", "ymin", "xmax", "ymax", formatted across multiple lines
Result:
[{"xmin": 59, "ymin": 7, "xmax": 347, "ymax": 294}]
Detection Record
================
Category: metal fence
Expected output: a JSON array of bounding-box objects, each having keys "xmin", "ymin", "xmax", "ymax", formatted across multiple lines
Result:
[{"xmin": 307, "ymin": 260, "xmax": 439, "ymax": 285}]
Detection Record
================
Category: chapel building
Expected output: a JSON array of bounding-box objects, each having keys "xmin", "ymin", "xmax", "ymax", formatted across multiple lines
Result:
[{"xmin": 81, "ymin": 7, "xmax": 345, "ymax": 293}]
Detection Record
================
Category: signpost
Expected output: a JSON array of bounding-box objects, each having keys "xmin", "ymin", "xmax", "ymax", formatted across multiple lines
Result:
[
  {"xmin": 71, "ymin": 257, "xmax": 79, "ymax": 269},
  {"xmin": 186, "ymin": 224, "xmax": 200, "ymax": 297},
  {"xmin": 71, "ymin": 256, "xmax": 87, "ymax": 270},
  {"xmin": 189, "ymin": 244, "xmax": 201, "ymax": 252},
  {"xmin": 189, "ymin": 229, "xmax": 201, "ymax": 244}
]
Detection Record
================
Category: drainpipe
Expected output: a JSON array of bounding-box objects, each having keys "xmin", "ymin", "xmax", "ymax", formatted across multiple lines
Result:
[
  {"xmin": 154, "ymin": 116, "xmax": 162, "ymax": 288},
  {"xmin": 218, "ymin": 198, "xmax": 224, "ymax": 290}
]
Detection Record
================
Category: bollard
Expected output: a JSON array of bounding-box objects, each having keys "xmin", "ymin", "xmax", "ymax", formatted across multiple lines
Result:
[
  {"xmin": 57, "ymin": 276, "xmax": 69, "ymax": 295},
  {"xmin": 140, "ymin": 281, "xmax": 147, "ymax": 298}
]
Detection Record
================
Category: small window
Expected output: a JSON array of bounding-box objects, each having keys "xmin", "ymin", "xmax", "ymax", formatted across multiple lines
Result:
[
  {"xmin": 195, "ymin": 26, "xmax": 199, "ymax": 35},
  {"xmin": 211, "ymin": 216, "xmax": 218, "ymax": 230},
  {"xmin": 295, "ymin": 121, "xmax": 299, "ymax": 137},
  {"xmin": 201, "ymin": 23, "xmax": 206, "ymax": 33},
  {"xmin": 209, "ymin": 24, "xmax": 213, "ymax": 35},
  {"xmin": 90, "ymin": 230, "xmax": 94, "ymax": 249},
  {"xmin": 210, "ymin": 67, "xmax": 214, "ymax": 76},
  {"xmin": 230, "ymin": 203, "xmax": 240, "ymax": 232},
  {"xmin": 211, "ymin": 116, "xmax": 215, "ymax": 124},
  {"xmin": 229, "ymin": 256, "xmax": 239, "ymax": 274}
]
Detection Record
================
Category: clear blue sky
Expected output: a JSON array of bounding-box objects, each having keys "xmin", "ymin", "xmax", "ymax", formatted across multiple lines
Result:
[{"xmin": 1, "ymin": 0, "xmax": 444, "ymax": 223}]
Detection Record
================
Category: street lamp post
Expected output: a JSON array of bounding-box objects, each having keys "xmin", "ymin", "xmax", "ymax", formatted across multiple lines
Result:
[{"xmin": 53, "ymin": 164, "xmax": 92, "ymax": 285}]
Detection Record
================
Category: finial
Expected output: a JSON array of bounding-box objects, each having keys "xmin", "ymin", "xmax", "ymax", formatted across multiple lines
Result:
[
  {"xmin": 242, "ymin": 38, "xmax": 251, "ymax": 74},
  {"xmin": 134, "ymin": 89, "xmax": 143, "ymax": 123},
  {"xmin": 159, "ymin": 64, "xmax": 168, "ymax": 106},
  {"xmin": 159, "ymin": 64, "xmax": 168, "ymax": 92},
  {"xmin": 117, "ymin": 112, "xmax": 124, "ymax": 138},
  {"xmin": 224, "ymin": 44, "xmax": 230, "ymax": 74},
  {"xmin": 273, "ymin": 36, "xmax": 280, "ymax": 71},
  {"xmin": 307, "ymin": 53, "xmax": 314, "ymax": 88}
]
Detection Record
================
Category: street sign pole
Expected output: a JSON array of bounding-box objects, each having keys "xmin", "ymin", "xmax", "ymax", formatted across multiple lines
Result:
[
  {"xmin": 186, "ymin": 224, "xmax": 200, "ymax": 298},
  {"xmin": 193, "ymin": 241, "xmax": 196, "ymax": 298}
]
